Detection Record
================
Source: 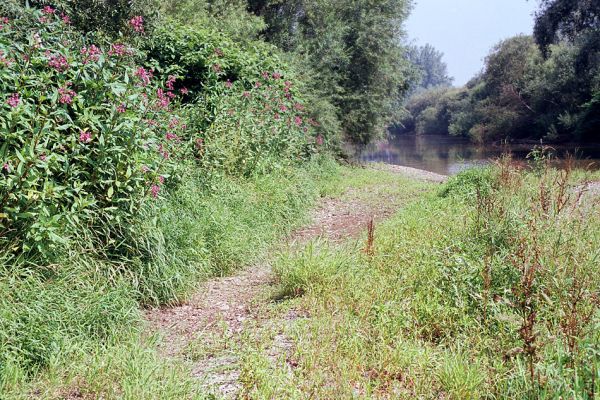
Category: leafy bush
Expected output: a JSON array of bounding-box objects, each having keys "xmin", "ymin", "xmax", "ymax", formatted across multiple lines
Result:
[{"xmin": 0, "ymin": 8, "xmax": 186, "ymax": 257}]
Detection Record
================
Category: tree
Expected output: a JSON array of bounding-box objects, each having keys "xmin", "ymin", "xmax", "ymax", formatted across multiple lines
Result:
[
  {"xmin": 249, "ymin": 0, "xmax": 414, "ymax": 144},
  {"xmin": 407, "ymin": 43, "xmax": 453, "ymax": 90}
]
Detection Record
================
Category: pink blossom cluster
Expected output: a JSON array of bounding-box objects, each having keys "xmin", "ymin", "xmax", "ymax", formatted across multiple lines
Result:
[
  {"xmin": 150, "ymin": 184, "xmax": 160, "ymax": 198},
  {"xmin": 156, "ymin": 88, "xmax": 172, "ymax": 110},
  {"xmin": 58, "ymin": 84, "xmax": 76, "ymax": 105},
  {"xmin": 47, "ymin": 53, "xmax": 69, "ymax": 72},
  {"xmin": 134, "ymin": 66, "xmax": 153, "ymax": 86},
  {"xmin": 165, "ymin": 132, "xmax": 179, "ymax": 141},
  {"xmin": 42, "ymin": 6, "xmax": 56, "ymax": 15},
  {"xmin": 0, "ymin": 17, "xmax": 9, "ymax": 30},
  {"xmin": 117, "ymin": 103, "xmax": 127, "ymax": 113},
  {"xmin": 180, "ymin": 87, "xmax": 189, "ymax": 95},
  {"xmin": 2, "ymin": 162, "xmax": 9, "ymax": 171},
  {"xmin": 108, "ymin": 43, "xmax": 130, "ymax": 57},
  {"xmin": 81, "ymin": 45, "xmax": 102, "ymax": 64},
  {"xmin": 79, "ymin": 130, "xmax": 92, "ymax": 143},
  {"xmin": 6, "ymin": 93, "xmax": 20, "ymax": 108},
  {"xmin": 61, "ymin": 13, "xmax": 71, "ymax": 24},
  {"xmin": 129, "ymin": 16, "xmax": 144, "ymax": 33},
  {"xmin": 166, "ymin": 75, "xmax": 176, "ymax": 90},
  {"xmin": 272, "ymin": 72, "xmax": 282, "ymax": 80},
  {"xmin": 225, "ymin": 79, "xmax": 233, "ymax": 89},
  {"xmin": 294, "ymin": 116, "xmax": 302, "ymax": 126}
]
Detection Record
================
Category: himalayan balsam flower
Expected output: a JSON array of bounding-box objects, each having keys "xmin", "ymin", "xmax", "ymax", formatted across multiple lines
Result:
[
  {"xmin": 180, "ymin": 87, "xmax": 189, "ymax": 95},
  {"xmin": 61, "ymin": 13, "xmax": 71, "ymax": 24},
  {"xmin": 129, "ymin": 16, "xmax": 144, "ymax": 33},
  {"xmin": 156, "ymin": 88, "xmax": 170, "ymax": 109},
  {"xmin": 166, "ymin": 75, "xmax": 176, "ymax": 90},
  {"xmin": 166, "ymin": 132, "xmax": 178, "ymax": 141},
  {"xmin": 150, "ymin": 184, "xmax": 160, "ymax": 198},
  {"xmin": 108, "ymin": 43, "xmax": 128, "ymax": 57},
  {"xmin": 117, "ymin": 103, "xmax": 126, "ymax": 113},
  {"xmin": 255, "ymin": 82, "xmax": 262, "ymax": 88},
  {"xmin": 158, "ymin": 176, "xmax": 165, "ymax": 184},
  {"xmin": 79, "ymin": 130, "xmax": 92, "ymax": 143},
  {"xmin": 279, "ymin": 105, "xmax": 288, "ymax": 112},
  {"xmin": 42, "ymin": 6, "xmax": 55, "ymax": 15},
  {"xmin": 242, "ymin": 91, "xmax": 250, "ymax": 98},
  {"xmin": 2, "ymin": 163, "xmax": 9, "ymax": 171},
  {"xmin": 134, "ymin": 67, "xmax": 152, "ymax": 86},
  {"xmin": 81, "ymin": 45, "xmax": 102, "ymax": 64},
  {"xmin": 0, "ymin": 50, "xmax": 12, "ymax": 66},
  {"xmin": 316, "ymin": 135, "xmax": 324, "ymax": 145},
  {"xmin": 225, "ymin": 80, "xmax": 232, "ymax": 89},
  {"xmin": 48, "ymin": 54, "xmax": 69, "ymax": 72},
  {"xmin": 141, "ymin": 165, "xmax": 150, "ymax": 173},
  {"xmin": 294, "ymin": 116, "xmax": 302, "ymax": 126},
  {"xmin": 39, "ymin": 154, "xmax": 47, "ymax": 161},
  {"xmin": 261, "ymin": 71, "xmax": 269, "ymax": 79},
  {"xmin": 58, "ymin": 84, "xmax": 76, "ymax": 105},
  {"xmin": 6, "ymin": 93, "xmax": 20, "ymax": 107},
  {"xmin": 272, "ymin": 72, "xmax": 282, "ymax": 80},
  {"xmin": 168, "ymin": 118, "xmax": 179, "ymax": 129},
  {"xmin": 0, "ymin": 17, "xmax": 9, "ymax": 30}
]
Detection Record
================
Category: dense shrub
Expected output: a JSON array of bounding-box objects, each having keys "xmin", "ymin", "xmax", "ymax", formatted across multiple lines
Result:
[{"xmin": 0, "ymin": 8, "xmax": 186, "ymax": 258}]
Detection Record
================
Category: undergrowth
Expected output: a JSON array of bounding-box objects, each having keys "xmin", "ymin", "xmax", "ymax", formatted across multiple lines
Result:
[{"xmin": 241, "ymin": 161, "xmax": 600, "ymax": 399}]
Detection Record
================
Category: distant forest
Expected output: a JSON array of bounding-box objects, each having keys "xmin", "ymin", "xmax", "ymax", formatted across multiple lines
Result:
[{"xmin": 397, "ymin": 0, "xmax": 600, "ymax": 143}]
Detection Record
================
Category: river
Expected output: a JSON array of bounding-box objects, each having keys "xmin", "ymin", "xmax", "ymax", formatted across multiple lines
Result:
[{"xmin": 359, "ymin": 134, "xmax": 600, "ymax": 175}]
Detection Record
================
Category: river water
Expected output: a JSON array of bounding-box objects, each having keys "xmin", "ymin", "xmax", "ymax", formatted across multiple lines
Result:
[{"xmin": 358, "ymin": 135, "xmax": 600, "ymax": 175}]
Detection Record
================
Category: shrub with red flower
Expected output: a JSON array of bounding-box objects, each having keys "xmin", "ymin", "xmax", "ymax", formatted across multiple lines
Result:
[
  {"xmin": 129, "ymin": 16, "xmax": 144, "ymax": 33},
  {"xmin": 58, "ymin": 84, "xmax": 76, "ymax": 104}
]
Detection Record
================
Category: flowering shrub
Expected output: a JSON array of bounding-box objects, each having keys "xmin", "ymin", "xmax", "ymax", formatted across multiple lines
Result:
[
  {"xmin": 0, "ymin": 9, "xmax": 186, "ymax": 255},
  {"xmin": 147, "ymin": 23, "xmax": 325, "ymax": 176}
]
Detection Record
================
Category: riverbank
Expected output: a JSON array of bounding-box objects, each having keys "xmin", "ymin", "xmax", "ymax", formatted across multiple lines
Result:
[{"xmin": 2, "ymin": 162, "xmax": 599, "ymax": 399}]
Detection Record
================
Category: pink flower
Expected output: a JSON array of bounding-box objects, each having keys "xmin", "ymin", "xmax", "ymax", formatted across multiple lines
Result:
[
  {"xmin": 79, "ymin": 130, "xmax": 92, "ymax": 143},
  {"xmin": 180, "ymin": 87, "xmax": 189, "ymax": 95},
  {"xmin": 166, "ymin": 75, "xmax": 176, "ymax": 90},
  {"xmin": 108, "ymin": 43, "xmax": 129, "ymax": 57},
  {"xmin": 48, "ymin": 54, "xmax": 69, "ymax": 72},
  {"xmin": 316, "ymin": 135, "xmax": 324, "ymax": 145},
  {"xmin": 150, "ymin": 184, "xmax": 160, "ymax": 198},
  {"xmin": 294, "ymin": 116, "xmax": 302, "ymax": 126},
  {"xmin": 42, "ymin": 6, "xmax": 56, "ymax": 15},
  {"xmin": 158, "ymin": 176, "xmax": 165, "ymax": 184},
  {"xmin": 61, "ymin": 13, "xmax": 71, "ymax": 24},
  {"xmin": 225, "ymin": 80, "xmax": 232, "ymax": 88},
  {"xmin": 141, "ymin": 165, "xmax": 150, "ymax": 173},
  {"xmin": 6, "ymin": 93, "xmax": 20, "ymax": 108},
  {"xmin": 279, "ymin": 105, "xmax": 288, "ymax": 112},
  {"xmin": 272, "ymin": 72, "xmax": 282, "ymax": 80},
  {"xmin": 165, "ymin": 132, "xmax": 178, "ymax": 141},
  {"xmin": 255, "ymin": 82, "xmax": 262, "ymax": 88},
  {"xmin": 168, "ymin": 118, "xmax": 179, "ymax": 129},
  {"xmin": 134, "ymin": 67, "xmax": 153, "ymax": 86},
  {"xmin": 58, "ymin": 84, "xmax": 76, "ymax": 105},
  {"xmin": 294, "ymin": 103, "xmax": 304, "ymax": 111},
  {"xmin": 261, "ymin": 71, "xmax": 269, "ymax": 79},
  {"xmin": 274, "ymin": 112, "xmax": 280, "ymax": 120},
  {"xmin": 2, "ymin": 162, "xmax": 9, "ymax": 171},
  {"xmin": 81, "ymin": 45, "xmax": 102, "ymax": 64},
  {"xmin": 0, "ymin": 17, "xmax": 9, "ymax": 30},
  {"xmin": 156, "ymin": 88, "xmax": 170, "ymax": 109},
  {"xmin": 117, "ymin": 103, "xmax": 126, "ymax": 113},
  {"xmin": 40, "ymin": 154, "xmax": 47, "ymax": 161},
  {"xmin": 129, "ymin": 16, "xmax": 144, "ymax": 33},
  {"xmin": 242, "ymin": 91, "xmax": 250, "ymax": 98}
]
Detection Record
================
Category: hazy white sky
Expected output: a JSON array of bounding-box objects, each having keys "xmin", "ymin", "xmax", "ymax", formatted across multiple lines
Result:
[{"xmin": 405, "ymin": 0, "xmax": 539, "ymax": 86}]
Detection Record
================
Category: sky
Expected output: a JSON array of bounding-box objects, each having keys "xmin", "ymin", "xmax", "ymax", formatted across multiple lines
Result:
[{"xmin": 405, "ymin": 0, "xmax": 539, "ymax": 86}]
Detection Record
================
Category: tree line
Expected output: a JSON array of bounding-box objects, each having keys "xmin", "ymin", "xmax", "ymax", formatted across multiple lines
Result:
[{"xmin": 397, "ymin": 0, "xmax": 599, "ymax": 144}]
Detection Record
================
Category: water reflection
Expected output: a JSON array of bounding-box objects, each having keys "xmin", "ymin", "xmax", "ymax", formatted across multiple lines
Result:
[{"xmin": 359, "ymin": 135, "xmax": 600, "ymax": 175}]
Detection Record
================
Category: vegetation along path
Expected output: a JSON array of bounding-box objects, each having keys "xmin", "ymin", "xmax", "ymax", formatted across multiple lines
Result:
[{"xmin": 145, "ymin": 166, "xmax": 445, "ymax": 398}]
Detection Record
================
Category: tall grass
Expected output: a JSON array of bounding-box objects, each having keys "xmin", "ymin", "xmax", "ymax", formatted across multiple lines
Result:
[
  {"xmin": 0, "ymin": 156, "xmax": 340, "ymax": 397},
  {"xmin": 241, "ymin": 161, "xmax": 600, "ymax": 399}
]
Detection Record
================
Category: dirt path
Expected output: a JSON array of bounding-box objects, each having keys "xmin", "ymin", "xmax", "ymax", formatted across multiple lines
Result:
[{"xmin": 145, "ymin": 167, "xmax": 445, "ymax": 398}]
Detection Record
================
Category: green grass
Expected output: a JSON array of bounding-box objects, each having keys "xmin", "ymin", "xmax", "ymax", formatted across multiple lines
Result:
[
  {"xmin": 237, "ymin": 164, "xmax": 600, "ymax": 399},
  {"xmin": 0, "ymin": 156, "xmax": 346, "ymax": 398}
]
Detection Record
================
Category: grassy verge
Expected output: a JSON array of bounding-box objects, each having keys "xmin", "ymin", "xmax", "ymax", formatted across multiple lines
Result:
[
  {"xmin": 0, "ymin": 156, "xmax": 345, "ymax": 399},
  {"xmin": 238, "ymin": 162, "xmax": 600, "ymax": 399}
]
